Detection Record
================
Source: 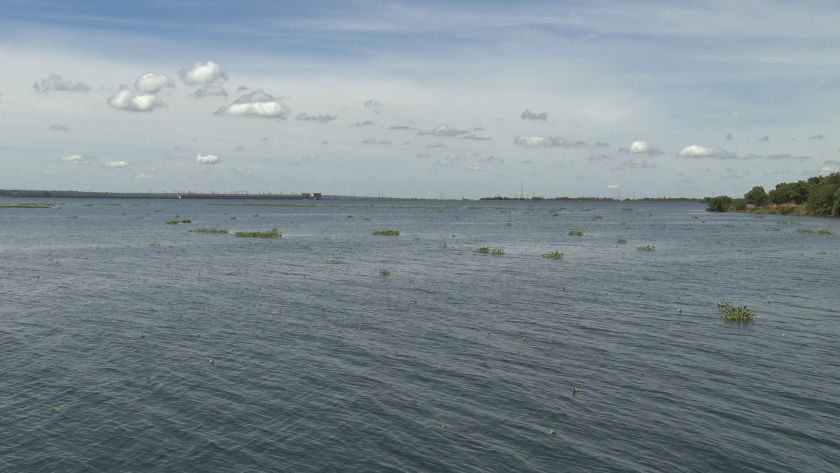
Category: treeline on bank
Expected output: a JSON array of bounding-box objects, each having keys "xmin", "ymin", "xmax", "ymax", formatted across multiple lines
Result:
[{"xmin": 707, "ymin": 172, "xmax": 840, "ymax": 216}]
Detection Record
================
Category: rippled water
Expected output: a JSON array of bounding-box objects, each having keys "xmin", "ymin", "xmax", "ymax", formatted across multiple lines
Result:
[{"xmin": 2, "ymin": 199, "xmax": 839, "ymax": 471}]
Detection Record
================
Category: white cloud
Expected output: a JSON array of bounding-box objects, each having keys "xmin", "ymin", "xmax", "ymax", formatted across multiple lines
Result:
[
  {"xmin": 105, "ymin": 160, "xmax": 128, "ymax": 167},
  {"xmin": 418, "ymin": 125, "xmax": 469, "ymax": 137},
  {"xmin": 133, "ymin": 73, "xmax": 175, "ymax": 94},
  {"xmin": 459, "ymin": 134, "xmax": 492, "ymax": 141},
  {"xmin": 521, "ymin": 110, "xmax": 547, "ymax": 120},
  {"xmin": 193, "ymin": 85, "xmax": 228, "ymax": 98},
  {"xmin": 766, "ymin": 154, "xmax": 791, "ymax": 160},
  {"xmin": 618, "ymin": 157, "xmax": 656, "ymax": 169},
  {"xmin": 178, "ymin": 61, "xmax": 228, "ymax": 86},
  {"xmin": 215, "ymin": 90, "xmax": 289, "ymax": 119},
  {"xmin": 468, "ymin": 166, "xmax": 484, "ymax": 171},
  {"xmin": 296, "ymin": 113, "xmax": 337, "ymax": 123},
  {"xmin": 364, "ymin": 100, "xmax": 383, "ymax": 108},
  {"xmin": 60, "ymin": 154, "xmax": 85, "ymax": 164},
  {"xmin": 196, "ymin": 153, "xmax": 220, "ymax": 164},
  {"xmin": 514, "ymin": 136, "xmax": 565, "ymax": 148},
  {"xmin": 134, "ymin": 174, "xmax": 151, "ymax": 179},
  {"xmin": 677, "ymin": 145, "xmax": 725, "ymax": 158},
  {"xmin": 107, "ymin": 87, "xmax": 166, "ymax": 112},
  {"xmin": 621, "ymin": 140, "xmax": 663, "ymax": 155},
  {"xmin": 607, "ymin": 184, "xmax": 620, "ymax": 189},
  {"xmin": 34, "ymin": 74, "xmax": 90, "ymax": 93},
  {"xmin": 361, "ymin": 138, "xmax": 390, "ymax": 144},
  {"xmin": 48, "ymin": 124, "xmax": 70, "ymax": 132},
  {"xmin": 764, "ymin": 169, "xmax": 791, "ymax": 174},
  {"xmin": 434, "ymin": 154, "xmax": 462, "ymax": 166}
]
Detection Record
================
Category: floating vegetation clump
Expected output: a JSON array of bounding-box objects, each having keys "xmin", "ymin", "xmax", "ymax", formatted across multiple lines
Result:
[
  {"xmin": 473, "ymin": 246, "xmax": 504, "ymax": 255},
  {"xmin": 568, "ymin": 231, "xmax": 584, "ymax": 236},
  {"xmin": 617, "ymin": 239, "xmax": 628, "ymax": 244},
  {"xmin": 717, "ymin": 301, "xmax": 756, "ymax": 322},
  {"xmin": 189, "ymin": 227, "xmax": 229, "ymax": 234},
  {"xmin": 722, "ymin": 224, "xmax": 734, "ymax": 228},
  {"xmin": 542, "ymin": 250, "xmax": 563, "ymax": 259},
  {"xmin": 372, "ymin": 229, "xmax": 400, "ymax": 236},
  {"xmin": 166, "ymin": 219, "xmax": 191, "ymax": 224},
  {"xmin": 505, "ymin": 222, "xmax": 512, "ymax": 226},
  {"xmin": 637, "ymin": 245, "xmax": 656, "ymax": 251},
  {"xmin": 379, "ymin": 267, "xmax": 390, "ymax": 276},
  {"xmin": 591, "ymin": 215, "xmax": 604, "ymax": 221},
  {"xmin": 181, "ymin": 219, "xmax": 191, "ymax": 223},
  {"xmin": 621, "ymin": 208, "xmax": 633, "ymax": 211},
  {"xmin": 438, "ymin": 242, "xmax": 448, "ymax": 248},
  {"xmin": 794, "ymin": 228, "xmax": 833, "ymax": 235},
  {"xmin": 0, "ymin": 202, "xmax": 54, "ymax": 209},
  {"xmin": 234, "ymin": 228, "xmax": 281, "ymax": 238}
]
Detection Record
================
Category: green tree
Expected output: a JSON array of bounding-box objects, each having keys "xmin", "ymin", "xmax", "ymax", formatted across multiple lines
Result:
[
  {"xmin": 744, "ymin": 186, "xmax": 767, "ymax": 206},
  {"xmin": 707, "ymin": 195, "xmax": 732, "ymax": 212},
  {"xmin": 806, "ymin": 177, "xmax": 840, "ymax": 216}
]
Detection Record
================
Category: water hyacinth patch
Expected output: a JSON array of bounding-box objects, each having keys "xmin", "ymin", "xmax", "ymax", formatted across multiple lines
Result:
[
  {"xmin": 473, "ymin": 246, "xmax": 504, "ymax": 255},
  {"xmin": 379, "ymin": 267, "xmax": 390, "ymax": 276},
  {"xmin": 794, "ymin": 228, "xmax": 832, "ymax": 235},
  {"xmin": 372, "ymin": 229, "xmax": 400, "ymax": 236},
  {"xmin": 568, "ymin": 231, "xmax": 584, "ymax": 236},
  {"xmin": 542, "ymin": 250, "xmax": 563, "ymax": 259},
  {"xmin": 189, "ymin": 227, "xmax": 229, "ymax": 234},
  {"xmin": 717, "ymin": 301, "xmax": 756, "ymax": 322},
  {"xmin": 234, "ymin": 228, "xmax": 281, "ymax": 238},
  {"xmin": 617, "ymin": 239, "xmax": 628, "ymax": 244},
  {"xmin": 637, "ymin": 245, "xmax": 656, "ymax": 251}
]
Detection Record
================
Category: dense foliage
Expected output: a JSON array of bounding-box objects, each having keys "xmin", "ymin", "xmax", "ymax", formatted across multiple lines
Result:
[{"xmin": 707, "ymin": 172, "xmax": 840, "ymax": 216}]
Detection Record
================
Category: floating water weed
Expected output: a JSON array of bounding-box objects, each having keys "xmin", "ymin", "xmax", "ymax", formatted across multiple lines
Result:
[
  {"xmin": 234, "ymin": 228, "xmax": 281, "ymax": 238},
  {"xmin": 165, "ymin": 220, "xmax": 179, "ymax": 224},
  {"xmin": 620, "ymin": 221, "xmax": 627, "ymax": 226},
  {"xmin": 795, "ymin": 228, "xmax": 832, "ymax": 235},
  {"xmin": 617, "ymin": 239, "xmax": 628, "ymax": 244},
  {"xmin": 51, "ymin": 406, "xmax": 58, "ymax": 412},
  {"xmin": 140, "ymin": 333, "xmax": 145, "ymax": 338},
  {"xmin": 372, "ymin": 229, "xmax": 400, "ymax": 236},
  {"xmin": 149, "ymin": 242, "xmax": 160, "ymax": 247},
  {"xmin": 717, "ymin": 301, "xmax": 756, "ymax": 322},
  {"xmin": 209, "ymin": 359, "xmax": 214, "ymax": 364},
  {"xmin": 568, "ymin": 231, "xmax": 583, "ymax": 236},
  {"xmin": 621, "ymin": 208, "xmax": 633, "ymax": 211},
  {"xmin": 473, "ymin": 247, "xmax": 491, "ymax": 254},
  {"xmin": 591, "ymin": 215, "xmax": 604, "ymax": 221},
  {"xmin": 637, "ymin": 245, "xmax": 656, "ymax": 251},
  {"xmin": 490, "ymin": 248, "xmax": 505, "ymax": 255},
  {"xmin": 181, "ymin": 219, "xmax": 191, "ymax": 223},
  {"xmin": 506, "ymin": 222, "xmax": 512, "ymax": 226},
  {"xmin": 439, "ymin": 242, "xmax": 448, "ymax": 248},
  {"xmin": 189, "ymin": 227, "xmax": 229, "ymax": 234},
  {"xmin": 572, "ymin": 386, "xmax": 578, "ymax": 394},
  {"xmin": 347, "ymin": 215, "xmax": 353, "ymax": 218},
  {"xmin": 379, "ymin": 267, "xmax": 390, "ymax": 276},
  {"xmin": 541, "ymin": 250, "xmax": 563, "ymax": 259},
  {"xmin": 68, "ymin": 215, "xmax": 78, "ymax": 218},
  {"xmin": 549, "ymin": 429, "xmax": 557, "ymax": 435},
  {"xmin": 0, "ymin": 202, "xmax": 53, "ymax": 209},
  {"xmin": 722, "ymin": 224, "xmax": 734, "ymax": 228}
]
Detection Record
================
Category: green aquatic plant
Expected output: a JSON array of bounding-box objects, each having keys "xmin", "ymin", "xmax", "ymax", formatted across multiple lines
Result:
[
  {"xmin": 379, "ymin": 267, "xmax": 390, "ymax": 276},
  {"xmin": 505, "ymin": 222, "xmax": 512, "ymax": 226},
  {"xmin": 722, "ymin": 224, "xmax": 734, "ymax": 228},
  {"xmin": 591, "ymin": 215, "xmax": 604, "ymax": 221},
  {"xmin": 181, "ymin": 219, "xmax": 191, "ymax": 223},
  {"xmin": 209, "ymin": 359, "xmax": 214, "ymax": 364},
  {"xmin": 234, "ymin": 228, "xmax": 281, "ymax": 238},
  {"xmin": 140, "ymin": 333, "xmax": 145, "ymax": 338},
  {"xmin": 717, "ymin": 301, "xmax": 756, "ymax": 322},
  {"xmin": 68, "ymin": 215, "xmax": 78, "ymax": 218},
  {"xmin": 541, "ymin": 250, "xmax": 563, "ymax": 259},
  {"xmin": 794, "ymin": 228, "xmax": 832, "ymax": 235},
  {"xmin": 637, "ymin": 245, "xmax": 656, "ymax": 251},
  {"xmin": 549, "ymin": 429, "xmax": 557, "ymax": 435},
  {"xmin": 189, "ymin": 227, "xmax": 229, "ymax": 234},
  {"xmin": 568, "ymin": 231, "xmax": 583, "ymax": 236},
  {"xmin": 621, "ymin": 208, "xmax": 633, "ymax": 211},
  {"xmin": 165, "ymin": 220, "xmax": 179, "ymax": 224},
  {"xmin": 490, "ymin": 248, "xmax": 505, "ymax": 255},
  {"xmin": 617, "ymin": 239, "xmax": 628, "ymax": 244},
  {"xmin": 51, "ymin": 406, "xmax": 58, "ymax": 412},
  {"xmin": 372, "ymin": 229, "xmax": 400, "ymax": 236},
  {"xmin": 439, "ymin": 242, "xmax": 448, "ymax": 248}
]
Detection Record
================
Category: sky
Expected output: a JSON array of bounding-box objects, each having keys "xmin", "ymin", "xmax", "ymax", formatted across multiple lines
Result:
[{"xmin": 1, "ymin": 0, "xmax": 840, "ymax": 199}]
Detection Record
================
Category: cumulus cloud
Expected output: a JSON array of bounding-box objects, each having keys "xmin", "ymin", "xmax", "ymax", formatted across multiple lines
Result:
[
  {"xmin": 596, "ymin": 141, "xmax": 610, "ymax": 148},
  {"xmin": 48, "ymin": 124, "xmax": 70, "ymax": 132},
  {"xmin": 570, "ymin": 140, "xmax": 586, "ymax": 148},
  {"xmin": 361, "ymin": 138, "xmax": 390, "ymax": 145},
  {"xmin": 473, "ymin": 127, "xmax": 485, "ymax": 132},
  {"xmin": 364, "ymin": 100, "xmax": 382, "ymax": 108},
  {"xmin": 295, "ymin": 113, "xmax": 337, "ymax": 123},
  {"xmin": 764, "ymin": 169, "xmax": 791, "ymax": 175},
  {"xmin": 418, "ymin": 125, "xmax": 469, "ymax": 137},
  {"xmin": 105, "ymin": 161, "xmax": 128, "ymax": 167},
  {"xmin": 389, "ymin": 125, "xmax": 415, "ymax": 130},
  {"xmin": 434, "ymin": 155, "xmax": 462, "ymax": 166},
  {"xmin": 426, "ymin": 143, "xmax": 445, "ymax": 148},
  {"xmin": 514, "ymin": 136, "xmax": 565, "ymax": 148},
  {"xmin": 479, "ymin": 156, "xmax": 504, "ymax": 163},
  {"xmin": 588, "ymin": 154, "xmax": 611, "ymax": 161},
  {"xmin": 521, "ymin": 110, "xmax": 547, "ymax": 120},
  {"xmin": 193, "ymin": 85, "xmax": 228, "ymax": 98},
  {"xmin": 60, "ymin": 154, "xmax": 85, "ymax": 164},
  {"xmin": 808, "ymin": 134, "xmax": 825, "ymax": 140},
  {"xmin": 237, "ymin": 85, "xmax": 249, "ymax": 91},
  {"xmin": 620, "ymin": 141, "xmax": 663, "ymax": 155},
  {"xmin": 179, "ymin": 61, "xmax": 228, "ymax": 86},
  {"xmin": 468, "ymin": 166, "xmax": 484, "ymax": 171},
  {"xmin": 133, "ymin": 73, "xmax": 175, "ymax": 94},
  {"xmin": 34, "ymin": 74, "xmax": 90, "ymax": 93},
  {"xmin": 215, "ymin": 90, "xmax": 289, "ymax": 119},
  {"xmin": 677, "ymin": 145, "xmax": 760, "ymax": 160},
  {"xmin": 108, "ymin": 87, "xmax": 166, "ymax": 112},
  {"xmin": 414, "ymin": 152, "xmax": 431, "ymax": 159},
  {"xmin": 766, "ymin": 154, "xmax": 791, "ymax": 160},
  {"xmin": 350, "ymin": 121, "xmax": 374, "ymax": 127},
  {"xmin": 459, "ymin": 134, "xmax": 492, "ymax": 141},
  {"xmin": 618, "ymin": 157, "xmax": 656, "ymax": 169},
  {"xmin": 607, "ymin": 184, "xmax": 620, "ymax": 189},
  {"xmin": 135, "ymin": 174, "xmax": 151, "ymax": 179},
  {"xmin": 823, "ymin": 159, "xmax": 840, "ymax": 166},
  {"xmin": 196, "ymin": 153, "xmax": 220, "ymax": 164}
]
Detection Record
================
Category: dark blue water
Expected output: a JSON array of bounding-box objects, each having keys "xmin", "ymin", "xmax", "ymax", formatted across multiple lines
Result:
[{"xmin": 2, "ymin": 199, "xmax": 839, "ymax": 471}]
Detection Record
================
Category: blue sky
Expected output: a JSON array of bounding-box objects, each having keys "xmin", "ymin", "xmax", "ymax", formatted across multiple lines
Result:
[{"xmin": 1, "ymin": 0, "xmax": 839, "ymax": 198}]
